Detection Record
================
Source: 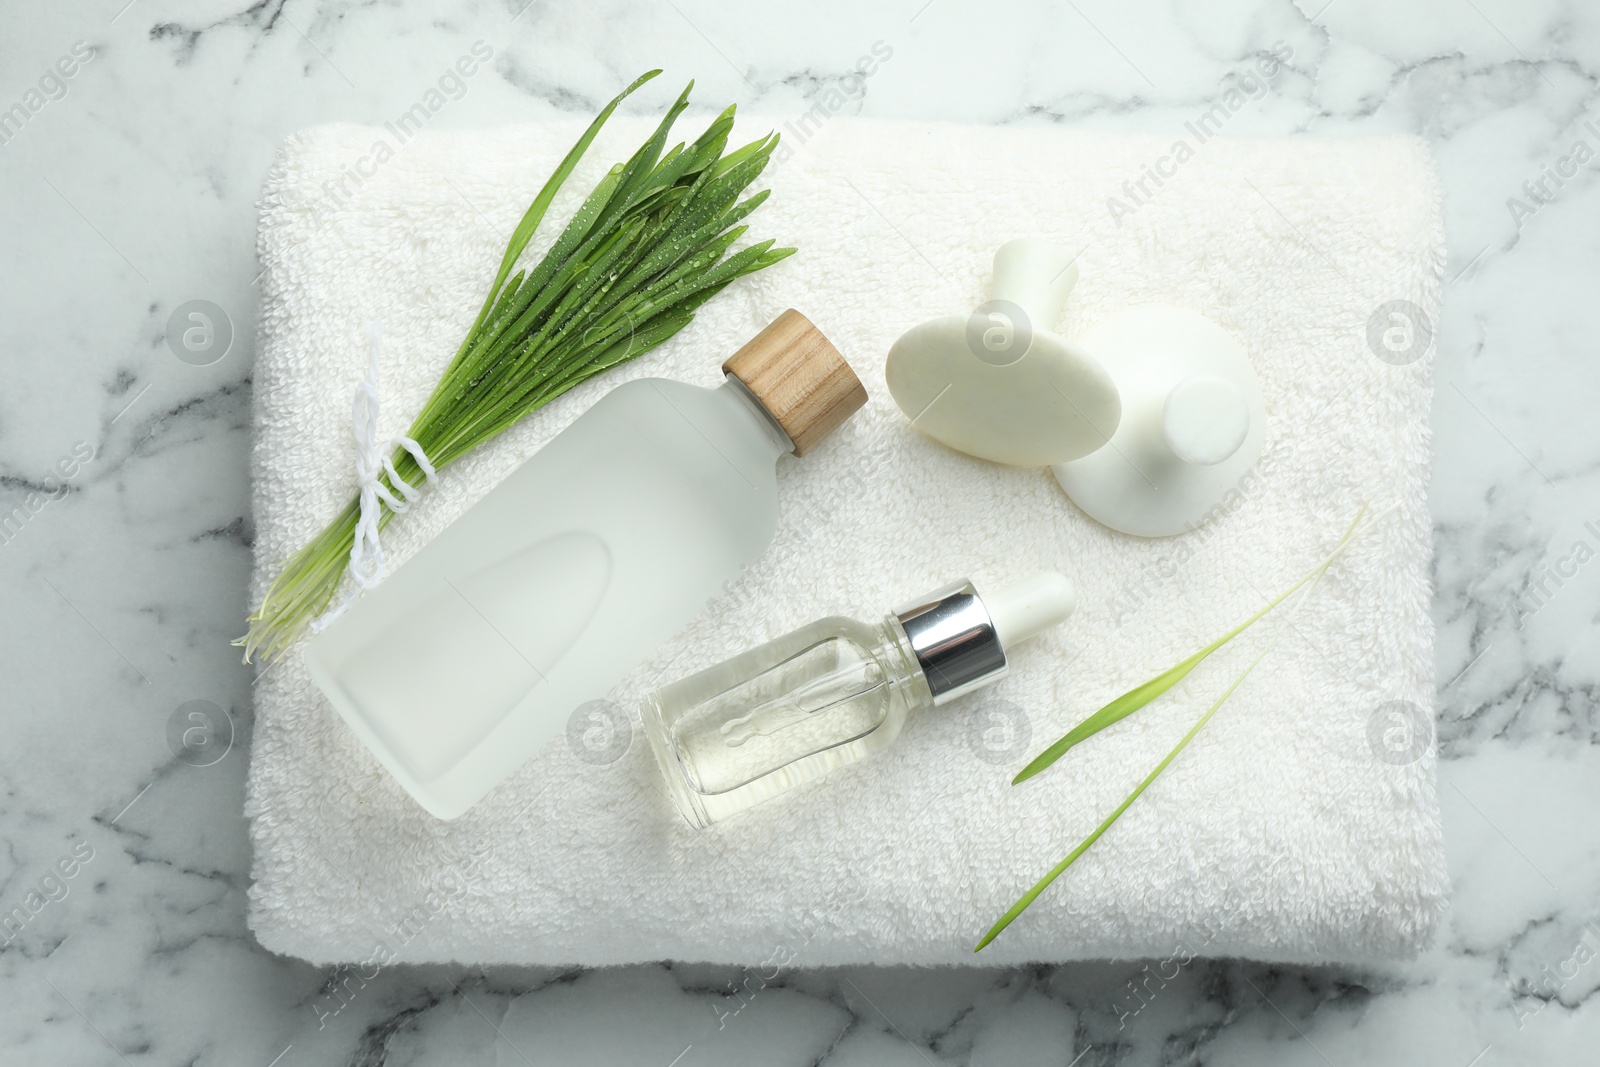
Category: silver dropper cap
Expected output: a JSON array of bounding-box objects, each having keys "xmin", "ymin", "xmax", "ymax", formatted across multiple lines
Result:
[
  {"xmin": 893, "ymin": 574, "xmax": 1076, "ymax": 705},
  {"xmin": 893, "ymin": 580, "xmax": 1007, "ymax": 705}
]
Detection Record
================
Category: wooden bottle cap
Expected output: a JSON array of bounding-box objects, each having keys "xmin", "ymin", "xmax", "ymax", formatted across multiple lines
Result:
[{"xmin": 723, "ymin": 309, "xmax": 867, "ymax": 456}]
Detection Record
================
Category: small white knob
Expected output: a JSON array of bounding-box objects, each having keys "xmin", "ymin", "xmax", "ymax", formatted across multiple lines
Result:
[{"xmin": 1160, "ymin": 375, "xmax": 1249, "ymax": 467}]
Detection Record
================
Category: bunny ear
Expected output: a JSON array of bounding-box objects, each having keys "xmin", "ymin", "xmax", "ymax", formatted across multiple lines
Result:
[{"xmin": 885, "ymin": 317, "xmax": 1121, "ymax": 468}]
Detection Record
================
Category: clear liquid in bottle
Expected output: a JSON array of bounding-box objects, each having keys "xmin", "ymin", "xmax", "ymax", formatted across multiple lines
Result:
[{"xmin": 642, "ymin": 574, "xmax": 1076, "ymax": 827}]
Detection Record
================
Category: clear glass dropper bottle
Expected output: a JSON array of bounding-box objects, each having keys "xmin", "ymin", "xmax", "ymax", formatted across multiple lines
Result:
[{"xmin": 641, "ymin": 573, "xmax": 1075, "ymax": 827}]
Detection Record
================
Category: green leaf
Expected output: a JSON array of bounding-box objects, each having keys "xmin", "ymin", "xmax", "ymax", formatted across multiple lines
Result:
[
  {"xmin": 975, "ymin": 505, "xmax": 1369, "ymax": 951},
  {"xmin": 976, "ymin": 640, "xmax": 1272, "ymax": 952},
  {"xmin": 239, "ymin": 73, "xmax": 795, "ymax": 662},
  {"xmin": 474, "ymin": 71, "xmax": 659, "ymax": 344},
  {"xmin": 1011, "ymin": 502, "xmax": 1371, "ymax": 784}
]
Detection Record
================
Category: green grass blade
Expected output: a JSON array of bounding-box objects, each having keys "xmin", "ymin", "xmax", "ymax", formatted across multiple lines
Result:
[
  {"xmin": 605, "ymin": 81, "xmax": 695, "ymax": 208},
  {"xmin": 1010, "ymin": 644, "xmax": 1221, "ymax": 785},
  {"xmin": 488, "ymin": 70, "xmax": 659, "ymax": 295},
  {"xmin": 238, "ymin": 73, "xmax": 796, "ymax": 662},
  {"xmin": 713, "ymin": 131, "xmax": 779, "ymax": 177},
  {"xmin": 1011, "ymin": 502, "xmax": 1371, "ymax": 784},
  {"xmin": 431, "ymin": 71, "xmax": 658, "ymax": 397},
  {"xmin": 975, "ymin": 509, "xmax": 1365, "ymax": 951},
  {"xmin": 975, "ymin": 641, "xmax": 1272, "ymax": 952}
]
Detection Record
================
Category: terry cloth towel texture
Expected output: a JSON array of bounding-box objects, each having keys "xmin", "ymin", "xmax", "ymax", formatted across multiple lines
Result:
[{"xmin": 247, "ymin": 114, "xmax": 1448, "ymax": 967}]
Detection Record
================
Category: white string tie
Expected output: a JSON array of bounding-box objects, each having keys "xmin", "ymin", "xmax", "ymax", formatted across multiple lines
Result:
[{"xmin": 311, "ymin": 323, "xmax": 435, "ymax": 633}]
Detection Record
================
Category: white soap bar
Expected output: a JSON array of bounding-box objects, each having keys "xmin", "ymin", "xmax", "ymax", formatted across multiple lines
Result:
[
  {"xmin": 885, "ymin": 239, "xmax": 1121, "ymax": 468},
  {"xmin": 886, "ymin": 320, "xmax": 1121, "ymax": 467}
]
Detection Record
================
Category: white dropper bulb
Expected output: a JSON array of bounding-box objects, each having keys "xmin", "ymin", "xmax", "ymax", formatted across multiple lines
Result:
[{"xmin": 985, "ymin": 572, "xmax": 1076, "ymax": 652}]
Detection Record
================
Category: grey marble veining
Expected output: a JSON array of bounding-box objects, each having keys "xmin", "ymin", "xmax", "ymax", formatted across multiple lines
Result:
[{"xmin": 2, "ymin": 0, "xmax": 1597, "ymax": 1063}]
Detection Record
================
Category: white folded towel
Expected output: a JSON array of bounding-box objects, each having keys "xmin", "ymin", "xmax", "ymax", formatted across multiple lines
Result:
[{"xmin": 246, "ymin": 114, "xmax": 1448, "ymax": 966}]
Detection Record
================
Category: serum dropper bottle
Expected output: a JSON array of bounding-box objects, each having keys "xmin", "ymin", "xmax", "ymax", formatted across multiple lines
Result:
[{"xmin": 641, "ymin": 573, "xmax": 1075, "ymax": 828}]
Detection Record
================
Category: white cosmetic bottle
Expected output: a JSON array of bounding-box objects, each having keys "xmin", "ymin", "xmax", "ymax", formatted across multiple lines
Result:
[{"xmin": 305, "ymin": 310, "xmax": 867, "ymax": 819}]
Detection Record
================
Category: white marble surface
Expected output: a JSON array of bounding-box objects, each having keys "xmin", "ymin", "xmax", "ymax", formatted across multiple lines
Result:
[{"xmin": 2, "ymin": 0, "xmax": 1597, "ymax": 1063}]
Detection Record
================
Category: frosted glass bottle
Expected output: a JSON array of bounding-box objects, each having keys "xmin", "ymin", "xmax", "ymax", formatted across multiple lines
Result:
[
  {"xmin": 304, "ymin": 310, "xmax": 866, "ymax": 819},
  {"xmin": 642, "ymin": 573, "xmax": 1075, "ymax": 827}
]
